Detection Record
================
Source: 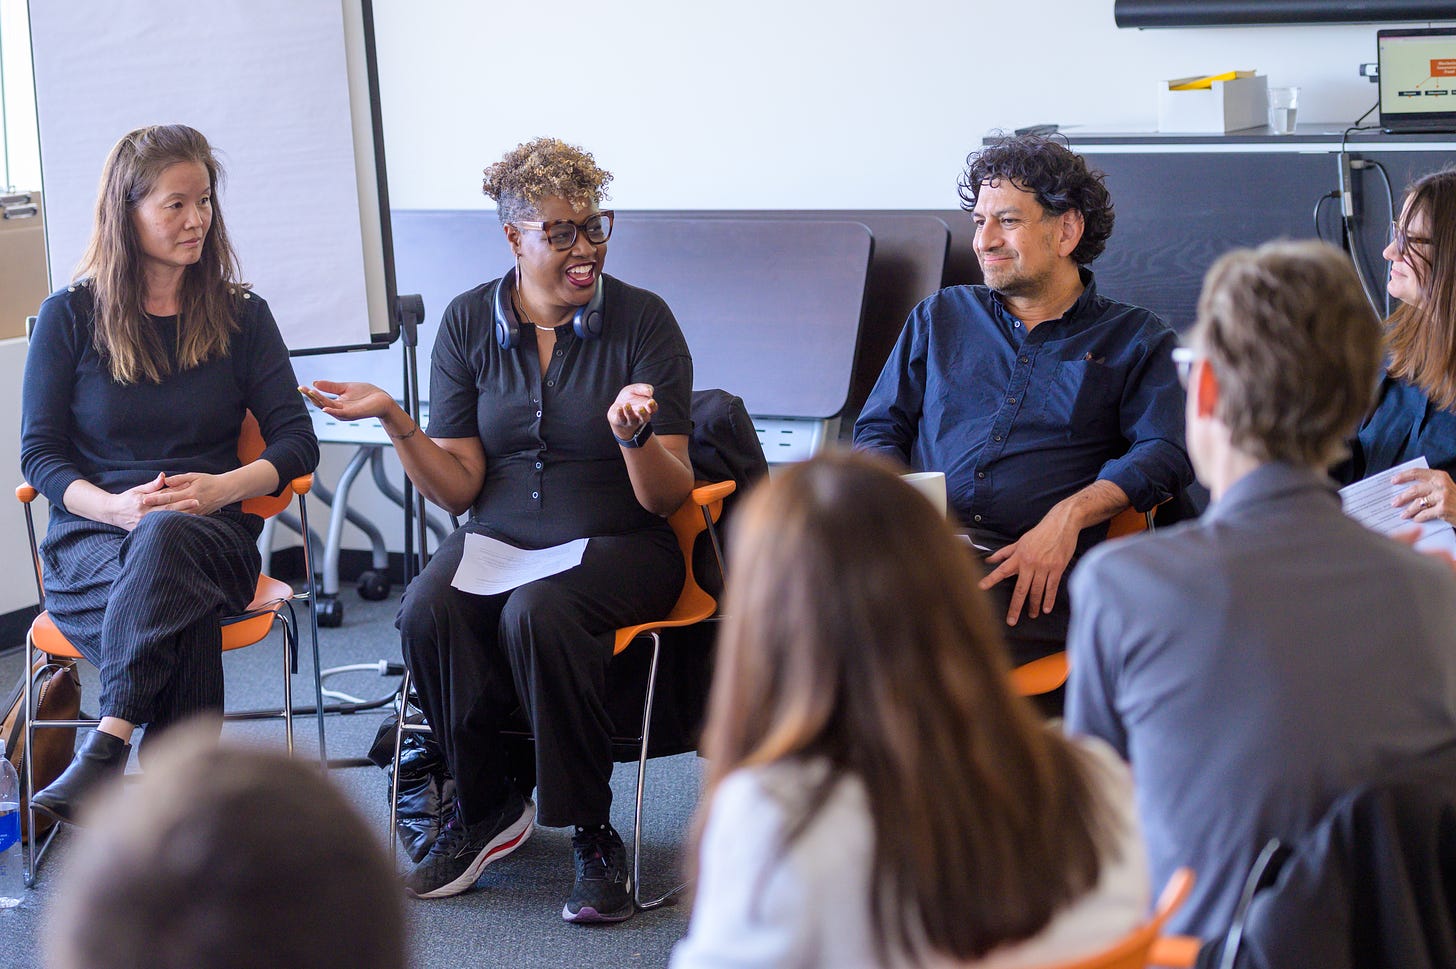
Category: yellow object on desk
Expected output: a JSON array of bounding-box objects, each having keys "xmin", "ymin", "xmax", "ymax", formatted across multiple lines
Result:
[{"xmin": 1169, "ymin": 70, "xmax": 1256, "ymax": 91}]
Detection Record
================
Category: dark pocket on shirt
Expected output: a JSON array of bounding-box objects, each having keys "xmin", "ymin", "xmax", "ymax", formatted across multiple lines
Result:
[{"xmin": 1038, "ymin": 360, "xmax": 1122, "ymax": 432}]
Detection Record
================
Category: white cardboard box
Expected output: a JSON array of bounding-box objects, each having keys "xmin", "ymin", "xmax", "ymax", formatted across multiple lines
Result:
[{"xmin": 1157, "ymin": 74, "xmax": 1268, "ymax": 133}]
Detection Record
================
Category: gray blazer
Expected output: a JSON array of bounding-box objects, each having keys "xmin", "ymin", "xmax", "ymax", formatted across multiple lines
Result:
[{"xmin": 1065, "ymin": 461, "xmax": 1456, "ymax": 941}]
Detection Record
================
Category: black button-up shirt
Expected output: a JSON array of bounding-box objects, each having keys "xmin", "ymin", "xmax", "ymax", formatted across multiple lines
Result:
[
  {"xmin": 854, "ymin": 271, "xmax": 1192, "ymax": 554},
  {"xmin": 427, "ymin": 275, "xmax": 693, "ymax": 548}
]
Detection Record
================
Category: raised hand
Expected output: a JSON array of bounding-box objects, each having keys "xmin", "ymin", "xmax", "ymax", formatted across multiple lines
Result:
[
  {"xmin": 608, "ymin": 383, "xmax": 658, "ymax": 439},
  {"xmin": 304, "ymin": 380, "xmax": 399, "ymax": 423}
]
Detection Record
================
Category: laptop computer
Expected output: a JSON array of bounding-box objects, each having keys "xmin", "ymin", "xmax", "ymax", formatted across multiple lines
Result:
[{"xmin": 1379, "ymin": 27, "xmax": 1456, "ymax": 134}]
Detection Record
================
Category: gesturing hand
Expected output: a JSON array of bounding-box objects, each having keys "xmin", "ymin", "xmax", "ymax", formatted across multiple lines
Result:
[
  {"xmin": 608, "ymin": 383, "xmax": 658, "ymax": 439},
  {"xmin": 305, "ymin": 380, "xmax": 398, "ymax": 423}
]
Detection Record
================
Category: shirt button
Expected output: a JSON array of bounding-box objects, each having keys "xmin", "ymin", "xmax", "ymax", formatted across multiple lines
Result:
[
  {"xmin": 973, "ymin": 515, "xmax": 982, "ymax": 522},
  {"xmin": 1019, "ymin": 356, "xmax": 1029, "ymax": 364},
  {"xmin": 554, "ymin": 349, "xmax": 563, "ymax": 357},
  {"xmin": 993, "ymin": 434, "xmax": 1002, "ymax": 442},
  {"xmin": 1007, "ymin": 397, "xmax": 1016, "ymax": 404},
  {"xmin": 977, "ymin": 471, "xmax": 985, "ymax": 479},
  {"xmin": 531, "ymin": 491, "xmax": 539, "ymax": 499},
  {"xmin": 546, "ymin": 379, "xmax": 554, "ymax": 387},
  {"xmin": 535, "ymin": 461, "xmax": 542, "ymax": 469},
  {"xmin": 535, "ymin": 410, "xmax": 542, "ymax": 418},
  {"xmin": 1013, "ymin": 322, "xmax": 1021, "ymax": 328}
]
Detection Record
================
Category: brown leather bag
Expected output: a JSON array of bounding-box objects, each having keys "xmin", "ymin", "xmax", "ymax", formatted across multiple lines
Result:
[{"xmin": 2, "ymin": 651, "xmax": 81, "ymax": 840}]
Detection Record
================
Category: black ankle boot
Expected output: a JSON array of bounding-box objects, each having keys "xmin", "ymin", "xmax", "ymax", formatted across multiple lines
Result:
[{"xmin": 31, "ymin": 730, "xmax": 132, "ymax": 825}]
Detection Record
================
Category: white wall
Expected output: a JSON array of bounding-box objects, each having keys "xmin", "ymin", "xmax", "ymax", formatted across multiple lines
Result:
[{"xmin": 374, "ymin": 1, "xmax": 1427, "ymax": 211}]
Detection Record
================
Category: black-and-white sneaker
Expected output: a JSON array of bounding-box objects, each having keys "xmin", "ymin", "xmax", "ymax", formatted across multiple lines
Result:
[
  {"xmin": 563, "ymin": 824, "xmax": 633, "ymax": 923},
  {"xmin": 403, "ymin": 792, "xmax": 534, "ymax": 899}
]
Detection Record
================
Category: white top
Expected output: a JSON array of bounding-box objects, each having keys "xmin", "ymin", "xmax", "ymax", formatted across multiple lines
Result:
[{"xmin": 671, "ymin": 737, "xmax": 1149, "ymax": 969}]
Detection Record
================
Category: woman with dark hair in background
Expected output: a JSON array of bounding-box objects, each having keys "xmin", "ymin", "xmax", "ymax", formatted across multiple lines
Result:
[
  {"xmin": 20, "ymin": 124, "xmax": 318, "ymax": 822},
  {"xmin": 671, "ymin": 452, "xmax": 1147, "ymax": 968},
  {"xmin": 308, "ymin": 137, "xmax": 693, "ymax": 921},
  {"xmin": 1341, "ymin": 167, "xmax": 1456, "ymax": 523}
]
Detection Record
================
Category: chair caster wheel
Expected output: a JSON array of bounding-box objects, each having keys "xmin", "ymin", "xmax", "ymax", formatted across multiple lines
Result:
[
  {"xmin": 316, "ymin": 596, "xmax": 344, "ymax": 628},
  {"xmin": 357, "ymin": 570, "xmax": 390, "ymax": 601}
]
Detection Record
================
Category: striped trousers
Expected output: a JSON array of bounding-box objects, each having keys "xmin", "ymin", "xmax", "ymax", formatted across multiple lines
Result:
[{"xmin": 38, "ymin": 509, "xmax": 263, "ymax": 750}]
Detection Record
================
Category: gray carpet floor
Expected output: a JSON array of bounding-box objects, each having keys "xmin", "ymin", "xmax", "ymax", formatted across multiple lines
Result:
[{"xmin": 0, "ymin": 585, "xmax": 705, "ymax": 968}]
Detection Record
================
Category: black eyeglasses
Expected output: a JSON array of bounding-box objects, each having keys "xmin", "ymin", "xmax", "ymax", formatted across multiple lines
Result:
[
  {"xmin": 512, "ymin": 211, "xmax": 614, "ymax": 251},
  {"xmin": 1389, "ymin": 219, "xmax": 1432, "ymax": 255}
]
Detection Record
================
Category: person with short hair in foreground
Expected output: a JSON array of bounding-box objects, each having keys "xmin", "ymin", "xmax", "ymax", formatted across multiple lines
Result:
[
  {"xmin": 1066, "ymin": 240, "xmax": 1456, "ymax": 941},
  {"xmin": 45, "ymin": 727, "xmax": 406, "ymax": 969},
  {"xmin": 672, "ymin": 451, "xmax": 1148, "ymax": 968}
]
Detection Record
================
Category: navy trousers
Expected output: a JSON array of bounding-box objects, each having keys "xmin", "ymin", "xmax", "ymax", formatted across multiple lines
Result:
[
  {"xmin": 39, "ymin": 510, "xmax": 263, "ymax": 749},
  {"xmin": 398, "ymin": 522, "xmax": 681, "ymax": 829}
]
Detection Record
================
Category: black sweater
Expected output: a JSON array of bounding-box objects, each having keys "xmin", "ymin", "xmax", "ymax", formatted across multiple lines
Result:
[{"xmin": 21, "ymin": 282, "xmax": 319, "ymax": 526}]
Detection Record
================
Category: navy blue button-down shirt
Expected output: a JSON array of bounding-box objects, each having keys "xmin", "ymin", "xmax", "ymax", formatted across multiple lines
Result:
[
  {"xmin": 854, "ymin": 271, "xmax": 1192, "ymax": 554},
  {"xmin": 1341, "ymin": 373, "xmax": 1456, "ymax": 482}
]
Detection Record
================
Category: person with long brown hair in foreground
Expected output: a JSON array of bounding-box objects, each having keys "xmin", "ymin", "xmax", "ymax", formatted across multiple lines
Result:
[{"xmin": 671, "ymin": 452, "xmax": 1148, "ymax": 968}]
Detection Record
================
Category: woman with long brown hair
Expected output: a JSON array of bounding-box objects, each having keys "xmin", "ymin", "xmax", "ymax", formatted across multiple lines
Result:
[
  {"xmin": 671, "ymin": 452, "xmax": 1147, "ymax": 968},
  {"xmin": 20, "ymin": 125, "xmax": 317, "ymax": 822},
  {"xmin": 1342, "ymin": 167, "xmax": 1456, "ymax": 522}
]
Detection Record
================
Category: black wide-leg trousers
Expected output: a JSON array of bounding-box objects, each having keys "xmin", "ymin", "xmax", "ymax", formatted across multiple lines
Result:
[
  {"xmin": 398, "ymin": 523, "xmax": 682, "ymax": 829},
  {"xmin": 39, "ymin": 510, "xmax": 263, "ymax": 749}
]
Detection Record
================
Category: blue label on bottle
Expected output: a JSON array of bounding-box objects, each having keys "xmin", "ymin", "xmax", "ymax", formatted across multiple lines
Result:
[{"xmin": 0, "ymin": 812, "xmax": 18, "ymax": 854}]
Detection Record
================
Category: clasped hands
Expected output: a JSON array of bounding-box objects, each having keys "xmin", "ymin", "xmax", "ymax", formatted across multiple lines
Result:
[{"xmin": 111, "ymin": 471, "xmax": 233, "ymax": 530}]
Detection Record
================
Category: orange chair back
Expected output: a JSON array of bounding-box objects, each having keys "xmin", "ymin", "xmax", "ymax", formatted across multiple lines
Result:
[
  {"xmin": 1107, "ymin": 504, "xmax": 1153, "ymax": 540},
  {"xmin": 1031, "ymin": 868, "xmax": 1195, "ymax": 969},
  {"xmin": 612, "ymin": 480, "xmax": 735, "ymax": 655},
  {"xmin": 238, "ymin": 411, "xmax": 296, "ymax": 519}
]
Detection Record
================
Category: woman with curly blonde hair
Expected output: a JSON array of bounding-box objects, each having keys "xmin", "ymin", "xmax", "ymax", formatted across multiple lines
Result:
[{"xmin": 311, "ymin": 137, "xmax": 693, "ymax": 921}]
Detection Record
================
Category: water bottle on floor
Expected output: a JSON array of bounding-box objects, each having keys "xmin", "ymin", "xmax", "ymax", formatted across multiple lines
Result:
[{"xmin": 1, "ymin": 758, "xmax": 23, "ymax": 909}]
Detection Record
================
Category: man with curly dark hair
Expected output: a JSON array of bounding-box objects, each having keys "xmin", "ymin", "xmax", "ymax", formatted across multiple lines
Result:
[{"xmin": 855, "ymin": 135, "xmax": 1192, "ymax": 677}]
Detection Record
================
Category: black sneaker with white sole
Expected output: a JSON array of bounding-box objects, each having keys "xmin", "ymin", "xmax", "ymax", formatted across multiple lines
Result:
[
  {"xmin": 563, "ymin": 823, "xmax": 633, "ymax": 923},
  {"xmin": 403, "ymin": 792, "xmax": 534, "ymax": 899}
]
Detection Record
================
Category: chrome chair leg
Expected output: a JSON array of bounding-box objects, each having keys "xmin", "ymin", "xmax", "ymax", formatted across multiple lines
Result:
[{"xmin": 632, "ymin": 631, "xmax": 687, "ymax": 911}]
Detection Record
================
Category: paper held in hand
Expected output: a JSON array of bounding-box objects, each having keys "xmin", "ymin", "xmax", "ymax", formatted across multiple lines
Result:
[
  {"xmin": 451, "ymin": 533, "xmax": 589, "ymax": 596},
  {"xmin": 1338, "ymin": 456, "xmax": 1456, "ymax": 556}
]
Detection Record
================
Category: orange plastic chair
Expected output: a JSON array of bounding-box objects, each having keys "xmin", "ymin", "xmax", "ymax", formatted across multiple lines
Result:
[
  {"xmin": 1031, "ymin": 868, "xmax": 1195, "ymax": 969},
  {"xmin": 389, "ymin": 479, "xmax": 735, "ymax": 910},
  {"xmin": 17, "ymin": 412, "xmax": 323, "ymax": 886},
  {"xmin": 1009, "ymin": 502, "xmax": 1157, "ymax": 699}
]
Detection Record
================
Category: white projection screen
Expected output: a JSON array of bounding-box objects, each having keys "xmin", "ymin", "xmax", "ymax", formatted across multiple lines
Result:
[{"xmin": 28, "ymin": 0, "xmax": 396, "ymax": 354}]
